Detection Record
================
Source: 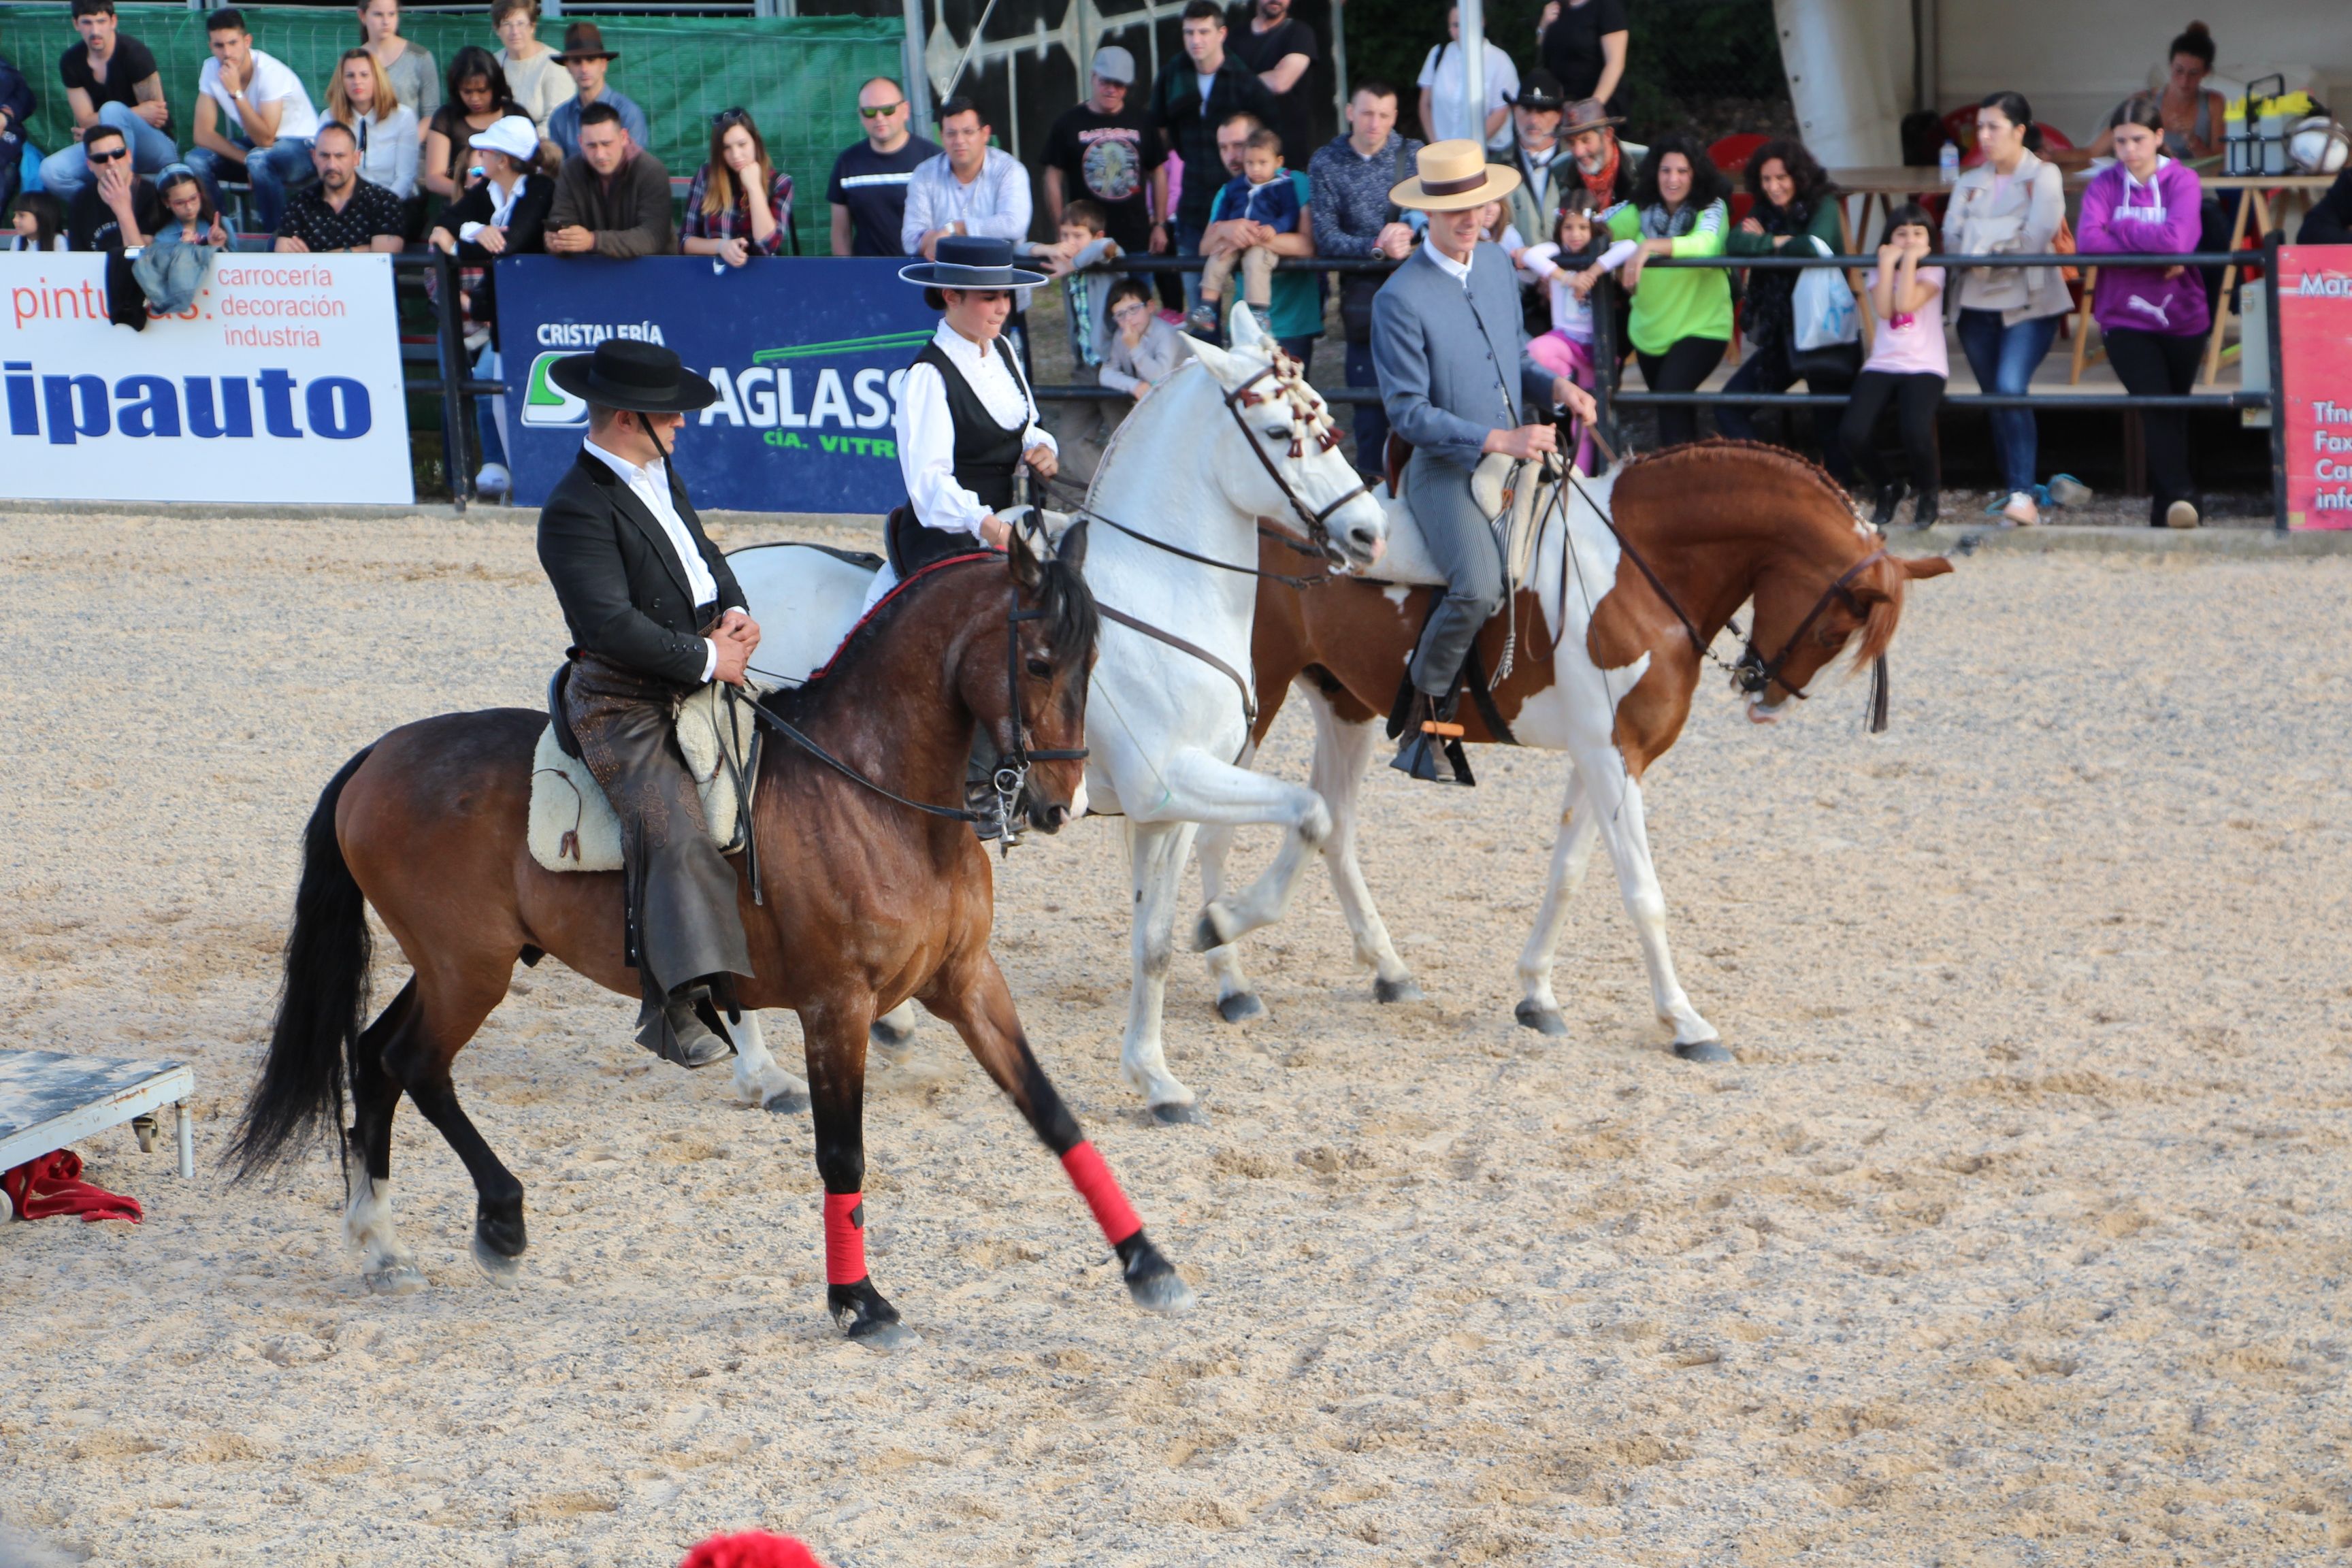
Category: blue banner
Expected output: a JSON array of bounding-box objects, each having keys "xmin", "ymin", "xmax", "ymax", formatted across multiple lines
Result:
[{"xmin": 497, "ymin": 257, "xmax": 934, "ymax": 513}]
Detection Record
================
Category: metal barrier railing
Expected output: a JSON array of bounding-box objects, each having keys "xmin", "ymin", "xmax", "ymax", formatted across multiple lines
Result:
[
  {"xmin": 1593, "ymin": 235, "xmax": 2289, "ymax": 528},
  {"xmin": 391, "ymin": 250, "xmax": 502, "ymax": 508},
  {"xmin": 425, "ymin": 239, "xmax": 2287, "ymax": 516}
]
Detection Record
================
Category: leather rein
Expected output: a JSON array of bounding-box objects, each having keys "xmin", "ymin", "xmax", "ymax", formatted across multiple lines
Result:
[
  {"xmin": 743, "ymin": 555, "xmax": 1085, "ymax": 848},
  {"xmin": 1552, "ymin": 461, "xmax": 1891, "ymax": 731}
]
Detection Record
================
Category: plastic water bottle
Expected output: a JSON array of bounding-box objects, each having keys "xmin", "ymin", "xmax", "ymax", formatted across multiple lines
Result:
[{"xmin": 1939, "ymin": 142, "xmax": 1960, "ymax": 184}]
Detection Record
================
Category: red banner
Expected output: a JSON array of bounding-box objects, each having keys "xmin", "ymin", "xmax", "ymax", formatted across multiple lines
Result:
[{"xmin": 2279, "ymin": 245, "xmax": 2352, "ymax": 529}]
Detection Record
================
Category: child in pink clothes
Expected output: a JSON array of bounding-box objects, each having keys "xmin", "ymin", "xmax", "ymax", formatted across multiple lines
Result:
[
  {"xmin": 1519, "ymin": 201, "xmax": 1639, "ymax": 472},
  {"xmin": 1840, "ymin": 203, "xmax": 1947, "ymax": 527}
]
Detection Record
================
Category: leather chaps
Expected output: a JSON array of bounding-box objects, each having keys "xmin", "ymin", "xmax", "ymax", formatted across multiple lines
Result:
[{"xmin": 563, "ymin": 653, "xmax": 754, "ymax": 1047}]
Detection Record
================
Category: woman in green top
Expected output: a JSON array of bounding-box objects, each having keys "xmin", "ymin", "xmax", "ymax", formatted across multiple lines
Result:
[
  {"xmin": 1716, "ymin": 139, "xmax": 1850, "ymax": 478},
  {"xmin": 1606, "ymin": 133, "xmax": 1731, "ymax": 448}
]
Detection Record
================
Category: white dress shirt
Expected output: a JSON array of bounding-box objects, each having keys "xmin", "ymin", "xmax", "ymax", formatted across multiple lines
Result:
[
  {"xmin": 583, "ymin": 438, "xmax": 723, "ymax": 683},
  {"xmin": 894, "ymin": 321, "xmax": 1056, "ymax": 542},
  {"xmin": 353, "ymin": 103, "xmax": 421, "ymax": 200},
  {"xmin": 898, "ymin": 147, "xmax": 1034, "ymax": 257}
]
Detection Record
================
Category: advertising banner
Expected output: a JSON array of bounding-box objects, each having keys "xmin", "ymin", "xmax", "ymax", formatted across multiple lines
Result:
[
  {"xmin": 0, "ymin": 252, "xmax": 413, "ymax": 504},
  {"xmin": 497, "ymin": 257, "xmax": 935, "ymax": 514},
  {"xmin": 2278, "ymin": 245, "xmax": 2352, "ymax": 529}
]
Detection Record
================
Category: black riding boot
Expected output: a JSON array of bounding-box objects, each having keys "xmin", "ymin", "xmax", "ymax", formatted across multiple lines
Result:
[
  {"xmin": 634, "ymin": 980, "xmax": 737, "ymax": 1069},
  {"xmin": 1390, "ymin": 690, "xmax": 1475, "ymax": 787},
  {"xmin": 966, "ymin": 725, "xmax": 1007, "ymax": 841}
]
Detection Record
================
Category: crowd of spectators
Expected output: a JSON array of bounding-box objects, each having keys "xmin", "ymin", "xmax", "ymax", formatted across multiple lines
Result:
[{"xmin": 1, "ymin": 0, "xmax": 2338, "ymax": 522}]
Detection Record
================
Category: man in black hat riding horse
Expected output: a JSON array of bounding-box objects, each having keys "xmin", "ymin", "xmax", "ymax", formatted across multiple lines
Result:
[{"xmin": 538, "ymin": 338, "xmax": 760, "ymax": 1068}]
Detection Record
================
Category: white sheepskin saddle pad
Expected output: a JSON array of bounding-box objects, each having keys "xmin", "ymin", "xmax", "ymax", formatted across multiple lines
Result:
[
  {"xmin": 527, "ymin": 681, "xmax": 760, "ymax": 873},
  {"xmin": 1371, "ymin": 451, "xmax": 1561, "ymax": 589}
]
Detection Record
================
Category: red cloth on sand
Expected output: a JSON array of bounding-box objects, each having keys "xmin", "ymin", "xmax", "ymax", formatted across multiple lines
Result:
[
  {"xmin": 677, "ymin": 1532, "xmax": 826, "ymax": 1568},
  {"xmin": 1, "ymin": 1149, "xmax": 144, "ymax": 1223}
]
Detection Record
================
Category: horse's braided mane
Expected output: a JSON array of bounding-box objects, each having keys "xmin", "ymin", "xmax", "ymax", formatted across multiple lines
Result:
[
  {"xmin": 766, "ymin": 547, "xmax": 1098, "ymax": 720},
  {"xmin": 1616, "ymin": 438, "xmax": 1861, "ymax": 522}
]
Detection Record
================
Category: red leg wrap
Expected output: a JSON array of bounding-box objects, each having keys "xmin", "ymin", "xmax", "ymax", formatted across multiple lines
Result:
[
  {"xmin": 1060, "ymin": 1141, "xmax": 1143, "ymax": 1248},
  {"xmin": 823, "ymin": 1192, "xmax": 867, "ymax": 1285}
]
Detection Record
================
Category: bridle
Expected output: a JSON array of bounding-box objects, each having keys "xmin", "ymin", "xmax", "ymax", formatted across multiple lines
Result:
[
  {"xmin": 1561, "ymin": 460, "xmax": 1893, "ymax": 732},
  {"xmin": 745, "ymin": 554, "xmax": 1088, "ymax": 851},
  {"xmin": 1731, "ymin": 548, "xmax": 1888, "ymax": 714},
  {"xmin": 1219, "ymin": 352, "xmax": 1375, "ymax": 563}
]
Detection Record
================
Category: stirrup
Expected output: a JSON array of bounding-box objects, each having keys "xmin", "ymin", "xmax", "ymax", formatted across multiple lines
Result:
[{"xmin": 1389, "ymin": 695, "xmax": 1475, "ymax": 786}]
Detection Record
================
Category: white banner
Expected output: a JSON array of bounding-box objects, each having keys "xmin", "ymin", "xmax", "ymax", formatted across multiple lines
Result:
[{"xmin": 1, "ymin": 252, "xmax": 414, "ymax": 504}]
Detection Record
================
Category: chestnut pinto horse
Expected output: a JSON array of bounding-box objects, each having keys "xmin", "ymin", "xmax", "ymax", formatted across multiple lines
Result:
[
  {"xmin": 1194, "ymin": 440, "xmax": 1953, "ymax": 1056},
  {"xmin": 231, "ymin": 536, "xmax": 1194, "ymax": 1347}
]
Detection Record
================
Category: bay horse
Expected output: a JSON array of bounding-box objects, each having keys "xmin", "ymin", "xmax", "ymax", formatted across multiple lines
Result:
[
  {"xmin": 728, "ymin": 304, "xmax": 1388, "ymax": 1123},
  {"xmin": 230, "ymin": 533, "xmax": 1194, "ymax": 1347},
  {"xmin": 1193, "ymin": 440, "xmax": 1953, "ymax": 1057}
]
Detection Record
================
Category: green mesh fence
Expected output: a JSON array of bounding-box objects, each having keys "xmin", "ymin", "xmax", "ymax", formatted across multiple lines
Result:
[{"xmin": 1, "ymin": 5, "xmax": 904, "ymax": 216}]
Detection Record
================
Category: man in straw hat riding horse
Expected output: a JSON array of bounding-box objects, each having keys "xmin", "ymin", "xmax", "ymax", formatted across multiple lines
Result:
[
  {"xmin": 537, "ymin": 339, "xmax": 761, "ymax": 1070},
  {"xmin": 1372, "ymin": 138, "xmax": 1599, "ymax": 784}
]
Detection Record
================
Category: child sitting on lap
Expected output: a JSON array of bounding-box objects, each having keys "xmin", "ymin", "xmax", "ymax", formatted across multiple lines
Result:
[{"xmin": 1190, "ymin": 128, "xmax": 1301, "ymax": 333}]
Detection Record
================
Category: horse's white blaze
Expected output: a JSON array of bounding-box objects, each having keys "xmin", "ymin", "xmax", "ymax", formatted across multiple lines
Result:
[
  {"xmin": 1066, "ymin": 778, "xmax": 1090, "ymax": 819},
  {"xmin": 1197, "ymin": 467, "xmax": 1722, "ymax": 1049},
  {"xmin": 733, "ymin": 307, "xmax": 1388, "ymax": 1113}
]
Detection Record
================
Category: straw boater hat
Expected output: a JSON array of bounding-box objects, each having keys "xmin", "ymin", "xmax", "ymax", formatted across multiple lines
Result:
[
  {"xmin": 1388, "ymin": 139, "xmax": 1522, "ymax": 212},
  {"xmin": 897, "ymin": 233, "xmax": 1047, "ymax": 291}
]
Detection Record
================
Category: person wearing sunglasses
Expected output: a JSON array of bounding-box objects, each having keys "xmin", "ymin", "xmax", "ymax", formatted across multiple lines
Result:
[
  {"xmin": 826, "ymin": 76, "xmax": 936, "ymax": 257},
  {"xmin": 65, "ymin": 121, "xmax": 160, "ymax": 252}
]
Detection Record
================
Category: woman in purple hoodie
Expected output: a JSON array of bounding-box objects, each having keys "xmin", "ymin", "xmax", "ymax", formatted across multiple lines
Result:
[{"xmin": 2078, "ymin": 95, "xmax": 2210, "ymax": 528}]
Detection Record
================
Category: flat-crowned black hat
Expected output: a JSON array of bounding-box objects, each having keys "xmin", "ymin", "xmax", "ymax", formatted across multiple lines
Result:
[
  {"xmin": 546, "ymin": 339, "xmax": 717, "ymax": 414},
  {"xmin": 897, "ymin": 233, "xmax": 1047, "ymax": 290}
]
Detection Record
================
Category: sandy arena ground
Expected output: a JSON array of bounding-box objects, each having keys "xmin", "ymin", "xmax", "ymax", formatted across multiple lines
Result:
[{"xmin": 2, "ymin": 511, "xmax": 2349, "ymax": 1567}]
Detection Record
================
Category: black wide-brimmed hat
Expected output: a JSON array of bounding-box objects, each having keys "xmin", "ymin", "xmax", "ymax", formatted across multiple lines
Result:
[
  {"xmin": 547, "ymin": 339, "xmax": 717, "ymax": 414},
  {"xmin": 1509, "ymin": 70, "xmax": 1567, "ymax": 112},
  {"xmin": 898, "ymin": 234, "xmax": 1047, "ymax": 291}
]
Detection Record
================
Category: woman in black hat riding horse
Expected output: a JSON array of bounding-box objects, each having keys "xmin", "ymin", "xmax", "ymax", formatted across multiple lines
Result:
[
  {"xmin": 536, "ymin": 338, "xmax": 762, "ymax": 1068},
  {"xmin": 866, "ymin": 235, "xmax": 1062, "ymax": 610}
]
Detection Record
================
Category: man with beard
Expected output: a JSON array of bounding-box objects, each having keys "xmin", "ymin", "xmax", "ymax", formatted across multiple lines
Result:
[
  {"xmin": 273, "ymin": 120, "xmax": 405, "ymax": 252},
  {"xmin": 1563, "ymin": 97, "xmax": 1639, "ymax": 209},
  {"xmin": 1224, "ymin": 0, "xmax": 1318, "ymax": 175}
]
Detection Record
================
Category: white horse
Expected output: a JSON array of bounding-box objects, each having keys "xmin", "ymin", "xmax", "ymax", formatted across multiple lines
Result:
[{"xmin": 725, "ymin": 306, "xmax": 1390, "ymax": 1120}]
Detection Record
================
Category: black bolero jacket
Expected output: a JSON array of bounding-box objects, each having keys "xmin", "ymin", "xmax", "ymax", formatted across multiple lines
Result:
[{"xmin": 536, "ymin": 448, "xmax": 747, "ymax": 687}]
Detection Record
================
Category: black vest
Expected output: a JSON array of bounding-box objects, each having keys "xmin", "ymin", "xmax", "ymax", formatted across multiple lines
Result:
[{"xmin": 889, "ymin": 334, "xmax": 1034, "ymax": 576}]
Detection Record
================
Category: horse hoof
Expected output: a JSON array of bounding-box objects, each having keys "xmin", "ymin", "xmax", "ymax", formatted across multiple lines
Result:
[
  {"xmin": 1149, "ymin": 1100, "xmax": 1209, "ymax": 1126},
  {"xmin": 870, "ymin": 1016, "xmax": 916, "ymax": 1051},
  {"xmin": 1120, "ymin": 1234, "xmax": 1198, "ymax": 1315},
  {"xmin": 845, "ymin": 1317, "xmax": 920, "ymax": 1352},
  {"xmin": 1190, "ymin": 911, "xmax": 1226, "ymax": 953},
  {"xmin": 470, "ymin": 1235, "xmax": 523, "ymax": 1287},
  {"xmin": 762, "ymin": 1088, "xmax": 810, "ymax": 1115},
  {"xmin": 1514, "ymin": 1000, "xmax": 1571, "ymax": 1037},
  {"xmin": 1374, "ymin": 976, "xmax": 1424, "ymax": 1004},
  {"xmin": 362, "ymin": 1262, "xmax": 428, "ymax": 1296},
  {"xmin": 830, "ymin": 1279, "xmax": 916, "ymax": 1351},
  {"xmin": 1673, "ymin": 1039, "xmax": 1735, "ymax": 1064},
  {"xmin": 1214, "ymin": 991, "xmax": 1265, "ymax": 1024}
]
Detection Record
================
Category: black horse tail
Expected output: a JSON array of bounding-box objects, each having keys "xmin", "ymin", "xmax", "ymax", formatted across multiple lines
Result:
[{"xmin": 228, "ymin": 747, "xmax": 375, "ymax": 1182}]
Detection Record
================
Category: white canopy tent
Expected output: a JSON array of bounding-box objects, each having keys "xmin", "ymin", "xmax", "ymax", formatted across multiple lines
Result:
[{"xmin": 1769, "ymin": 0, "xmax": 2352, "ymax": 167}]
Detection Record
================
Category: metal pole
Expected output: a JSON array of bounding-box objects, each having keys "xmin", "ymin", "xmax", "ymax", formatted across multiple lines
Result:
[
  {"xmin": 902, "ymin": 0, "xmax": 933, "ymax": 135},
  {"xmin": 432, "ymin": 251, "xmax": 474, "ymax": 509},
  {"xmin": 1330, "ymin": 0, "xmax": 1350, "ymax": 128},
  {"xmin": 1593, "ymin": 276, "xmax": 1621, "ymax": 461},
  {"xmin": 1458, "ymin": 0, "xmax": 1485, "ymax": 147},
  {"xmin": 2266, "ymin": 227, "xmax": 2289, "ymax": 532}
]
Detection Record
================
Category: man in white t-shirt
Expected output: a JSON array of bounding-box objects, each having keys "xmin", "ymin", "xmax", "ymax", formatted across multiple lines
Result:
[
  {"xmin": 1418, "ymin": 5, "xmax": 1518, "ymax": 154},
  {"xmin": 185, "ymin": 6, "xmax": 319, "ymax": 233}
]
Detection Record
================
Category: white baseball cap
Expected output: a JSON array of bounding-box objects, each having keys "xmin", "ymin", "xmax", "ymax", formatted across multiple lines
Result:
[{"xmin": 468, "ymin": 114, "xmax": 540, "ymax": 163}]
